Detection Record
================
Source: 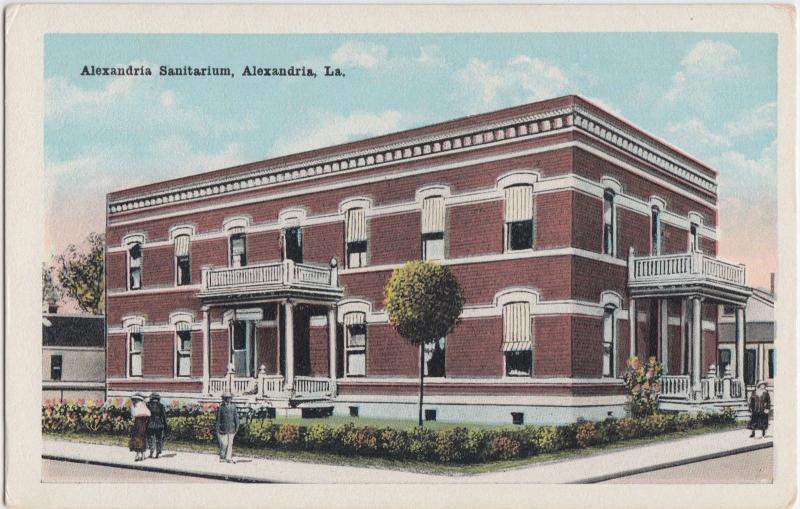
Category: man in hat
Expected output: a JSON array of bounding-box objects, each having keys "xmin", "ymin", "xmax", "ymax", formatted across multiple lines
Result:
[
  {"xmin": 215, "ymin": 392, "xmax": 240, "ymax": 463},
  {"xmin": 146, "ymin": 393, "xmax": 168, "ymax": 458},
  {"xmin": 748, "ymin": 381, "xmax": 771, "ymax": 438}
]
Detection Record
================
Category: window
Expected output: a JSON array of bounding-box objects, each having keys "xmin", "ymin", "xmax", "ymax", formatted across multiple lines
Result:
[
  {"xmin": 511, "ymin": 412, "xmax": 524, "ymax": 425},
  {"xmin": 503, "ymin": 302, "xmax": 533, "ymax": 376},
  {"xmin": 689, "ymin": 223, "xmax": 700, "ymax": 253},
  {"xmin": 128, "ymin": 243, "xmax": 142, "ymax": 290},
  {"xmin": 129, "ymin": 331, "xmax": 143, "ymax": 377},
  {"xmin": 50, "ymin": 355, "xmax": 62, "ymax": 381},
  {"xmin": 421, "ymin": 196, "xmax": 446, "ymax": 260},
  {"xmin": 651, "ymin": 206, "xmax": 662, "ymax": 255},
  {"xmin": 229, "ymin": 231, "xmax": 247, "ymax": 267},
  {"xmin": 768, "ymin": 349, "xmax": 776, "ymax": 379},
  {"xmin": 176, "ymin": 326, "xmax": 192, "ymax": 377},
  {"xmin": 602, "ymin": 306, "xmax": 616, "ymax": 377},
  {"xmin": 284, "ymin": 226, "xmax": 303, "ymax": 263},
  {"xmin": 603, "ymin": 189, "xmax": 616, "ymax": 256},
  {"xmin": 345, "ymin": 208, "xmax": 368, "ymax": 268},
  {"xmin": 744, "ymin": 348, "xmax": 757, "ymax": 386},
  {"xmin": 505, "ymin": 185, "xmax": 534, "ymax": 251},
  {"xmin": 231, "ymin": 321, "xmax": 248, "ymax": 375},
  {"xmin": 424, "ymin": 409, "xmax": 437, "ymax": 421},
  {"xmin": 175, "ymin": 235, "xmax": 191, "ymax": 285},
  {"xmin": 424, "ymin": 337, "xmax": 446, "ymax": 377},
  {"xmin": 719, "ymin": 349, "xmax": 732, "ymax": 375},
  {"xmin": 344, "ymin": 312, "xmax": 367, "ymax": 377}
]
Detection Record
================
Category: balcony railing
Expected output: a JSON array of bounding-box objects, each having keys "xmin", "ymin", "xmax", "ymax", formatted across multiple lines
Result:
[
  {"xmin": 660, "ymin": 365, "xmax": 744, "ymax": 402},
  {"xmin": 209, "ymin": 366, "xmax": 333, "ymax": 400},
  {"xmin": 200, "ymin": 259, "xmax": 340, "ymax": 297},
  {"xmin": 629, "ymin": 251, "xmax": 746, "ymax": 287}
]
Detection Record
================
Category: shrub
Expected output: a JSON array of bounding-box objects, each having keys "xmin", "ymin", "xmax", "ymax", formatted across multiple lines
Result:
[
  {"xmin": 616, "ymin": 417, "xmax": 641, "ymax": 440},
  {"xmin": 465, "ymin": 429, "xmax": 497, "ymax": 461},
  {"xmin": 276, "ymin": 424, "xmax": 302, "ymax": 448},
  {"xmin": 304, "ymin": 424, "xmax": 335, "ymax": 452},
  {"xmin": 379, "ymin": 428, "xmax": 411, "ymax": 458},
  {"xmin": 434, "ymin": 427, "xmax": 471, "ymax": 463},
  {"xmin": 531, "ymin": 426, "xmax": 560, "ymax": 454},
  {"xmin": 623, "ymin": 356, "xmax": 663, "ymax": 417},
  {"xmin": 641, "ymin": 413, "xmax": 669, "ymax": 435},
  {"xmin": 596, "ymin": 418, "xmax": 621, "ymax": 444},
  {"xmin": 342, "ymin": 426, "xmax": 379, "ymax": 455},
  {"xmin": 408, "ymin": 427, "xmax": 438, "ymax": 461},
  {"xmin": 575, "ymin": 421, "xmax": 599, "ymax": 448},
  {"xmin": 488, "ymin": 435, "xmax": 521, "ymax": 461}
]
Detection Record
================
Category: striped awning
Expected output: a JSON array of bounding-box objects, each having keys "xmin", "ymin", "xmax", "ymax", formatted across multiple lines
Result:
[
  {"xmin": 343, "ymin": 311, "xmax": 366, "ymax": 326},
  {"xmin": 174, "ymin": 235, "xmax": 191, "ymax": 257},
  {"xmin": 128, "ymin": 324, "xmax": 142, "ymax": 334},
  {"xmin": 228, "ymin": 226, "xmax": 245, "ymax": 235},
  {"xmin": 346, "ymin": 208, "xmax": 367, "ymax": 242},
  {"xmin": 502, "ymin": 302, "xmax": 532, "ymax": 352},
  {"xmin": 421, "ymin": 196, "xmax": 446, "ymax": 234},
  {"xmin": 505, "ymin": 185, "xmax": 534, "ymax": 222},
  {"xmin": 175, "ymin": 321, "xmax": 192, "ymax": 332}
]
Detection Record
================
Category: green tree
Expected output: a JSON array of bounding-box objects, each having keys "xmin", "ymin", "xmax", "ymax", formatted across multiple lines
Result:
[
  {"xmin": 42, "ymin": 262, "xmax": 61, "ymax": 308},
  {"xmin": 384, "ymin": 260, "xmax": 464, "ymax": 426},
  {"xmin": 56, "ymin": 232, "xmax": 105, "ymax": 315}
]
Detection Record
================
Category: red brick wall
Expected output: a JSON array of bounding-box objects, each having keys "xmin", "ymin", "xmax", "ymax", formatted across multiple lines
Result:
[
  {"xmin": 448, "ymin": 201, "xmax": 504, "ymax": 257},
  {"xmin": 571, "ymin": 257, "xmax": 628, "ymax": 302},
  {"xmin": 369, "ymin": 213, "xmax": 421, "ymax": 265},
  {"xmin": 700, "ymin": 236, "xmax": 717, "ymax": 255},
  {"xmin": 304, "ymin": 222, "xmax": 344, "ymax": 265},
  {"xmin": 571, "ymin": 192, "xmax": 602, "ymax": 252},
  {"xmin": 107, "ymin": 252, "xmax": 128, "ymax": 291},
  {"xmin": 365, "ymin": 323, "xmax": 418, "ymax": 377},
  {"xmin": 142, "ymin": 245, "xmax": 175, "ymax": 287},
  {"xmin": 661, "ymin": 223, "xmax": 688, "ymax": 255},
  {"xmin": 308, "ymin": 324, "xmax": 330, "ymax": 377},
  {"xmin": 107, "ymin": 333, "xmax": 127, "ymax": 377},
  {"xmin": 446, "ymin": 317, "xmax": 503, "ymax": 377},
  {"xmin": 703, "ymin": 330, "xmax": 717, "ymax": 376},
  {"xmin": 248, "ymin": 230, "xmax": 282, "ymax": 264},
  {"xmin": 210, "ymin": 329, "xmax": 228, "ymax": 377},
  {"xmin": 189, "ymin": 330, "xmax": 202, "ymax": 378},
  {"xmin": 617, "ymin": 318, "xmax": 630, "ymax": 375},
  {"xmin": 571, "ymin": 316, "xmax": 603, "ymax": 377},
  {"xmin": 535, "ymin": 315, "xmax": 572, "ymax": 376},
  {"xmin": 668, "ymin": 324, "xmax": 683, "ymax": 373},
  {"xmin": 143, "ymin": 332, "xmax": 173, "ymax": 377},
  {"xmin": 617, "ymin": 208, "xmax": 650, "ymax": 258},
  {"xmin": 191, "ymin": 237, "xmax": 229, "ymax": 278},
  {"xmin": 256, "ymin": 326, "xmax": 279, "ymax": 374},
  {"xmin": 107, "ymin": 291, "xmax": 201, "ymax": 327}
]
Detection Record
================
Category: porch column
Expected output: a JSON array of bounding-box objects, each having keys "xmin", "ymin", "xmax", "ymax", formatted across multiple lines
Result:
[
  {"xmin": 628, "ymin": 297, "xmax": 637, "ymax": 358},
  {"xmin": 284, "ymin": 300, "xmax": 295, "ymax": 389},
  {"xmin": 691, "ymin": 296, "xmax": 702, "ymax": 396},
  {"xmin": 328, "ymin": 306, "xmax": 337, "ymax": 391},
  {"xmin": 202, "ymin": 306, "xmax": 210, "ymax": 394},
  {"xmin": 659, "ymin": 299, "xmax": 669, "ymax": 373},
  {"xmin": 735, "ymin": 306, "xmax": 746, "ymax": 381}
]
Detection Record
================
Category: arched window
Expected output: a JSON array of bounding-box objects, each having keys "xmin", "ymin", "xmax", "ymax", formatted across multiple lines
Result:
[
  {"xmin": 343, "ymin": 312, "xmax": 367, "ymax": 377},
  {"xmin": 651, "ymin": 206, "xmax": 662, "ymax": 255},
  {"xmin": 128, "ymin": 324, "xmax": 143, "ymax": 377},
  {"xmin": 174, "ymin": 235, "xmax": 191, "ymax": 285},
  {"xmin": 424, "ymin": 337, "xmax": 446, "ymax": 377},
  {"xmin": 603, "ymin": 305, "xmax": 617, "ymax": 377},
  {"xmin": 128, "ymin": 243, "xmax": 142, "ymax": 290},
  {"xmin": 603, "ymin": 189, "xmax": 616, "ymax": 256},
  {"xmin": 229, "ymin": 227, "xmax": 247, "ymax": 267},
  {"xmin": 345, "ymin": 208, "xmax": 368, "ymax": 268},
  {"xmin": 421, "ymin": 196, "xmax": 446, "ymax": 260},
  {"xmin": 505, "ymin": 185, "xmax": 535, "ymax": 251},
  {"xmin": 689, "ymin": 222, "xmax": 700, "ymax": 253},
  {"xmin": 502, "ymin": 301, "xmax": 533, "ymax": 376},
  {"xmin": 175, "ymin": 322, "xmax": 192, "ymax": 377}
]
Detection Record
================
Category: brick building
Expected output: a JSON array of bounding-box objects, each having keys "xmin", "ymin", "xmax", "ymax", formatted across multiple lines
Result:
[{"xmin": 105, "ymin": 95, "xmax": 752, "ymax": 424}]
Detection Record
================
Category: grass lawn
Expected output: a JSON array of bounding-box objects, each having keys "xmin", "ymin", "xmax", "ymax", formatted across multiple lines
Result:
[{"xmin": 44, "ymin": 422, "xmax": 743, "ymax": 475}]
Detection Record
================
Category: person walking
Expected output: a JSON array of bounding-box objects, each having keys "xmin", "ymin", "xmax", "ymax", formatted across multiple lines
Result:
[
  {"xmin": 146, "ymin": 393, "xmax": 168, "ymax": 458},
  {"xmin": 748, "ymin": 381, "xmax": 771, "ymax": 438},
  {"xmin": 215, "ymin": 392, "xmax": 240, "ymax": 463},
  {"xmin": 128, "ymin": 393, "xmax": 151, "ymax": 461}
]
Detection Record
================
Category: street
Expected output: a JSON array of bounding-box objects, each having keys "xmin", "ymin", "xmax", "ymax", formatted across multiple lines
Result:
[
  {"xmin": 42, "ymin": 459, "xmax": 225, "ymax": 483},
  {"xmin": 604, "ymin": 447, "xmax": 773, "ymax": 484}
]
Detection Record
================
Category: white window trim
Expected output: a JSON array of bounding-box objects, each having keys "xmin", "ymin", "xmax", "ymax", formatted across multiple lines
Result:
[
  {"xmin": 602, "ymin": 188, "xmax": 618, "ymax": 257},
  {"xmin": 498, "ymin": 289, "xmax": 538, "ymax": 378},
  {"xmin": 122, "ymin": 233, "xmax": 146, "ymax": 248},
  {"xmin": 278, "ymin": 207, "xmax": 307, "ymax": 228},
  {"xmin": 174, "ymin": 324, "xmax": 192, "ymax": 378},
  {"xmin": 222, "ymin": 216, "xmax": 251, "ymax": 232},
  {"xmin": 339, "ymin": 197, "xmax": 373, "ymax": 215},
  {"xmin": 496, "ymin": 170, "xmax": 540, "ymax": 190},
  {"xmin": 415, "ymin": 184, "xmax": 452, "ymax": 204},
  {"xmin": 169, "ymin": 224, "xmax": 196, "ymax": 241},
  {"xmin": 169, "ymin": 311, "xmax": 195, "ymax": 326},
  {"xmin": 125, "ymin": 238, "xmax": 144, "ymax": 291}
]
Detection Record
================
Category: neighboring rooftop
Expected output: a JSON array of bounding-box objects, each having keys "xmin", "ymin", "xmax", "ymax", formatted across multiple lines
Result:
[
  {"xmin": 107, "ymin": 94, "xmax": 719, "ymax": 214},
  {"xmin": 42, "ymin": 314, "xmax": 105, "ymax": 347}
]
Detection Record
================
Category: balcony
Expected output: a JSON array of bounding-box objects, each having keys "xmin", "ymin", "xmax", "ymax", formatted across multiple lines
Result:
[
  {"xmin": 199, "ymin": 259, "xmax": 343, "ymax": 303},
  {"xmin": 628, "ymin": 250, "xmax": 751, "ymax": 305},
  {"xmin": 209, "ymin": 370, "xmax": 333, "ymax": 402}
]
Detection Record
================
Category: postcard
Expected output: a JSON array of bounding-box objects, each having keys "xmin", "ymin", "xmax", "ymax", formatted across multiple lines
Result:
[{"xmin": 4, "ymin": 3, "xmax": 797, "ymax": 509}]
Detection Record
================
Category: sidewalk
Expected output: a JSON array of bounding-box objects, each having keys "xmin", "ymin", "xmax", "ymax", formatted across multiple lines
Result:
[{"xmin": 42, "ymin": 426, "xmax": 772, "ymax": 484}]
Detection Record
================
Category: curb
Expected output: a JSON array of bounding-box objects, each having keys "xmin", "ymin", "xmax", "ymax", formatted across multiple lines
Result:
[
  {"xmin": 574, "ymin": 441, "xmax": 773, "ymax": 484},
  {"xmin": 42, "ymin": 454, "xmax": 279, "ymax": 483}
]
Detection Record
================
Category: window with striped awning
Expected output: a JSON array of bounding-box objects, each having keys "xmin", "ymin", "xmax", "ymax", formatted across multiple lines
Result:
[
  {"xmin": 344, "ymin": 312, "xmax": 367, "ymax": 376},
  {"xmin": 502, "ymin": 302, "xmax": 532, "ymax": 352},
  {"xmin": 175, "ymin": 321, "xmax": 192, "ymax": 332},
  {"xmin": 174, "ymin": 235, "xmax": 191, "ymax": 257},
  {"xmin": 504, "ymin": 185, "xmax": 534, "ymax": 222},
  {"xmin": 421, "ymin": 196, "xmax": 446, "ymax": 234},
  {"xmin": 346, "ymin": 208, "xmax": 367, "ymax": 242}
]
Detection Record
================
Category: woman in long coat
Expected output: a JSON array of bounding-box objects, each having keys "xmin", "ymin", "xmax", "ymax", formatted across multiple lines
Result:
[
  {"xmin": 748, "ymin": 381, "xmax": 771, "ymax": 438},
  {"xmin": 128, "ymin": 393, "xmax": 151, "ymax": 461}
]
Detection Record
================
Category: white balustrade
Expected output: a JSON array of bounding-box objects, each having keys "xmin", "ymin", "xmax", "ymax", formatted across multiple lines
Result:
[
  {"xmin": 661, "ymin": 375, "xmax": 691, "ymax": 397},
  {"xmin": 293, "ymin": 376, "xmax": 331, "ymax": 396},
  {"xmin": 209, "ymin": 379, "xmax": 227, "ymax": 394},
  {"xmin": 202, "ymin": 261, "xmax": 339, "ymax": 292},
  {"xmin": 231, "ymin": 377, "xmax": 258, "ymax": 395},
  {"xmin": 630, "ymin": 252, "xmax": 745, "ymax": 287},
  {"xmin": 260, "ymin": 374, "xmax": 286, "ymax": 395}
]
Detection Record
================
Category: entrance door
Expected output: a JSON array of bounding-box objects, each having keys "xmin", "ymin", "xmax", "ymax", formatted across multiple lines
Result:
[
  {"xmin": 231, "ymin": 321, "xmax": 256, "ymax": 377},
  {"xmin": 284, "ymin": 227, "xmax": 303, "ymax": 263}
]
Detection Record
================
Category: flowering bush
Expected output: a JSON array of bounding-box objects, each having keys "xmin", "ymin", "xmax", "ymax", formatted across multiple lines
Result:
[
  {"xmin": 623, "ymin": 356, "xmax": 664, "ymax": 417},
  {"xmin": 42, "ymin": 401, "xmax": 737, "ymax": 464}
]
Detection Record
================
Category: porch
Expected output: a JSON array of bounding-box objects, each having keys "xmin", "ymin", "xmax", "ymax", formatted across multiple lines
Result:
[
  {"xmin": 197, "ymin": 258, "xmax": 343, "ymax": 406},
  {"xmin": 627, "ymin": 249, "xmax": 752, "ymax": 412}
]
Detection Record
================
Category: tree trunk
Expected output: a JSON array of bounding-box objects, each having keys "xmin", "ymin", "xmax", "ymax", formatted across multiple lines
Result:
[{"xmin": 418, "ymin": 342, "xmax": 424, "ymax": 427}]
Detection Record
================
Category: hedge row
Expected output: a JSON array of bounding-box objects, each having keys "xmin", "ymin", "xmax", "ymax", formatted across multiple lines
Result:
[{"xmin": 42, "ymin": 401, "xmax": 736, "ymax": 464}]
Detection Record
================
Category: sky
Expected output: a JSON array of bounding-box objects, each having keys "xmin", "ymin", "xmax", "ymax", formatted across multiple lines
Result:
[{"xmin": 45, "ymin": 33, "xmax": 778, "ymax": 290}]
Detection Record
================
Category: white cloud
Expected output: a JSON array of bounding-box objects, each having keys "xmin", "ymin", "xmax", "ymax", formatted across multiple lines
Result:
[
  {"xmin": 712, "ymin": 138, "xmax": 776, "ymax": 188},
  {"xmin": 415, "ymin": 45, "xmax": 445, "ymax": 66},
  {"xmin": 331, "ymin": 41, "xmax": 389, "ymax": 69},
  {"xmin": 665, "ymin": 40, "xmax": 746, "ymax": 102},
  {"xmin": 667, "ymin": 119, "xmax": 731, "ymax": 150},
  {"xmin": 724, "ymin": 101, "xmax": 777, "ymax": 138},
  {"xmin": 454, "ymin": 55, "xmax": 572, "ymax": 111},
  {"xmin": 159, "ymin": 90, "xmax": 177, "ymax": 108},
  {"xmin": 45, "ymin": 75, "xmax": 134, "ymax": 118},
  {"xmin": 269, "ymin": 110, "xmax": 404, "ymax": 156}
]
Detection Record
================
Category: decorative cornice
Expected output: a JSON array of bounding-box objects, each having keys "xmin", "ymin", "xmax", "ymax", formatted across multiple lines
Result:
[{"xmin": 108, "ymin": 104, "xmax": 718, "ymax": 214}]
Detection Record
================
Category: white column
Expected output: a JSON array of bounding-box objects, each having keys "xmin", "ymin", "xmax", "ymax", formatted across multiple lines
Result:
[
  {"xmin": 735, "ymin": 307, "xmax": 746, "ymax": 382},
  {"xmin": 680, "ymin": 299, "xmax": 687, "ymax": 375},
  {"xmin": 284, "ymin": 301, "xmax": 295, "ymax": 389},
  {"xmin": 659, "ymin": 299, "xmax": 669, "ymax": 373},
  {"xmin": 628, "ymin": 298, "xmax": 637, "ymax": 358},
  {"xmin": 202, "ymin": 307, "xmax": 210, "ymax": 394},
  {"xmin": 691, "ymin": 297, "xmax": 702, "ymax": 396},
  {"xmin": 328, "ymin": 307, "xmax": 337, "ymax": 391}
]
